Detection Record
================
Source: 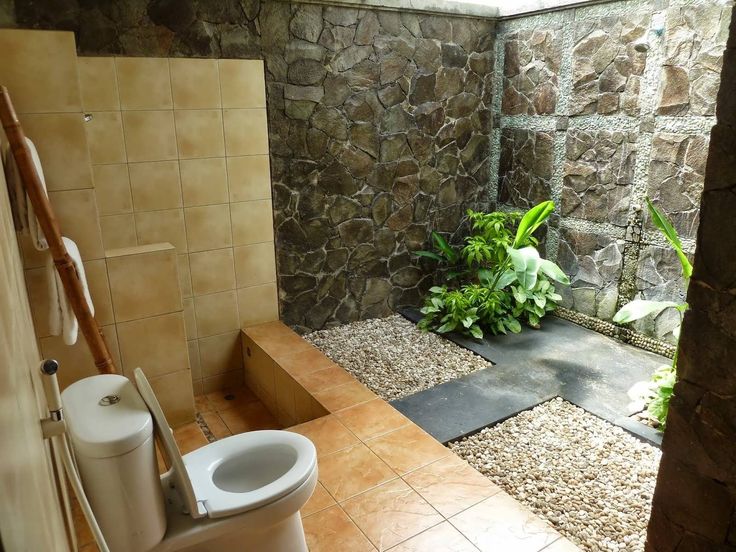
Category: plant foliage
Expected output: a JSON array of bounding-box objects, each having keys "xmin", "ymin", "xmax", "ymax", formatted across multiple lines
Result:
[
  {"xmin": 614, "ymin": 199, "xmax": 690, "ymax": 430},
  {"xmin": 416, "ymin": 201, "xmax": 569, "ymax": 340}
]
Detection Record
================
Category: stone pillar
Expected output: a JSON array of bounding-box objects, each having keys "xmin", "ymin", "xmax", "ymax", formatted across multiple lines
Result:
[{"xmin": 646, "ymin": 8, "xmax": 736, "ymax": 552}]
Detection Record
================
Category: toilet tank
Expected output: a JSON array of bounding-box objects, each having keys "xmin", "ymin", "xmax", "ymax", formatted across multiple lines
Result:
[{"xmin": 62, "ymin": 374, "xmax": 167, "ymax": 552}]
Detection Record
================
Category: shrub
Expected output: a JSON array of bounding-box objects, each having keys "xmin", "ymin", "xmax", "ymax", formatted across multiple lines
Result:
[{"xmin": 416, "ymin": 201, "xmax": 569, "ymax": 339}]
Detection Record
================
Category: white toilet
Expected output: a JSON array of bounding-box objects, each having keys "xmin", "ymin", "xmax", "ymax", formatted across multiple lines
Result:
[{"xmin": 61, "ymin": 368, "xmax": 318, "ymax": 552}]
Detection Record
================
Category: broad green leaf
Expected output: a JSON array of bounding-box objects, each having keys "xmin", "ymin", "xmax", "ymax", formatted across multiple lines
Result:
[
  {"xmin": 437, "ymin": 321, "xmax": 456, "ymax": 333},
  {"xmin": 513, "ymin": 201, "xmax": 554, "ymax": 248},
  {"xmin": 478, "ymin": 268, "xmax": 493, "ymax": 285},
  {"xmin": 613, "ymin": 299, "xmax": 681, "ymax": 324},
  {"xmin": 507, "ymin": 246, "xmax": 541, "ymax": 290},
  {"xmin": 539, "ymin": 259, "xmax": 570, "ymax": 285},
  {"xmin": 672, "ymin": 324, "xmax": 681, "ymax": 340},
  {"xmin": 493, "ymin": 269, "xmax": 517, "ymax": 290},
  {"xmin": 646, "ymin": 198, "xmax": 693, "ymax": 280},
  {"xmin": 469, "ymin": 325, "xmax": 484, "ymax": 339},
  {"xmin": 414, "ymin": 250, "xmax": 444, "ymax": 262},
  {"xmin": 513, "ymin": 287, "xmax": 527, "ymax": 303},
  {"xmin": 507, "ymin": 318, "xmax": 522, "ymax": 333},
  {"xmin": 534, "ymin": 295, "xmax": 546, "ymax": 308},
  {"xmin": 432, "ymin": 232, "xmax": 458, "ymax": 263},
  {"xmin": 429, "ymin": 286, "xmax": 445, "ymax": 294}
]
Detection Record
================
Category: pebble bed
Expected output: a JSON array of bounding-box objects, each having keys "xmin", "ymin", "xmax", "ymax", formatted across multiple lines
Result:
[
  {"xmin": 450, "ymin": 398, "xmax": 662, "ymax": 552},
  {"xmin": 305, "ymin": 314, "xmax": 491, "ymax": 401}
]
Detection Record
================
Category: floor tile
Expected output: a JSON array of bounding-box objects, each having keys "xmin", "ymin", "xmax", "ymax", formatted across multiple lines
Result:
[
  {"xmin": 335, "ymin": 399, "xmax": 411, "ymax": 441},
  {"xmin": 389, "ymin": 521, "xmax": 478, "ymax": 551},
  {"xmin": 303, "ymin": 505, "xmax": 375, "ymax": 552},
  {"xmin": 301, "ymin": 482, "xmax": 336, "ymax": 518},
  {"xmin": 313, "ymin": 380, "xmax": 377, "ymax": 412},
  {"xmin": 199, "ymin": 411, "xmax": 232, "ymax": 439},
  {"xmin": 449, "ymin": 492, "xmax": 560, "ymax": 552},
  {"xmin": 277, "ymin": 346, "xmax": 338, "ymax": 377},
  {"xmin": 318, "ymin": 443, "xmax": 397, "ymax": 502},
  {"xmin": 173, "ymin": 422, "xmax": 208, "ymax": 454},
  {"xmin": 205, "ymin": 385, "xmax": 258, "ymax": 412},
  {"xmin": 403, "ymin": 455, "xmax": 501, "ymax": 518},
  {"xmin": 194, "ymin": 394, "xmax": 212, "ymax": 413},
  {"xmin": 342, "ymin": 479, "xmax": 443, "ymax": 550},
  {"xmin": 295, "ymin": 364, "xmax": 356, "ymax": 393},
  {"xmin": 218, "ymin": 400, "xmax": 280, "ymax": 434},
  {"xmin": 288, "ymin": 415, "xmax": 359, "ymax": 457},
  {"xmin": 366, "ymin": 424, "xmax": 451, "ymax": 475}
]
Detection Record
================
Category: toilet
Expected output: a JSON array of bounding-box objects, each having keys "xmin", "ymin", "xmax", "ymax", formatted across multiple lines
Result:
[{"xmin": 60, "ymin": 368, "xmax": 318, "ymax": 552}]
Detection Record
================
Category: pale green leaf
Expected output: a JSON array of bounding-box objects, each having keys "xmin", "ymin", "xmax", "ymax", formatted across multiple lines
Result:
[{"xmin": 613, "ymin": 299, "xmax": 681, "ymax": 324}]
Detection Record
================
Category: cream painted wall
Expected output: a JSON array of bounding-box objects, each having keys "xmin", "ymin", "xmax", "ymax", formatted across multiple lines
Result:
[{"xmin": 0, "ymin": 145, "xmax": 68, "ymax": 550}]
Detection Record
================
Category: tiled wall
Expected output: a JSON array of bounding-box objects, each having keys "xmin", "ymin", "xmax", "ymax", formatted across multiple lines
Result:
[{"xmin": 77, "ymin": 56, "xmax": 279, "ymax": 394}]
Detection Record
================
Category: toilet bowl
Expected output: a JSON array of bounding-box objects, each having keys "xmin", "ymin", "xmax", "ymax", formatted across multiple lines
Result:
[{"xmin": 61, "ymin": 369, "xmax": 317, "ymax": 552}]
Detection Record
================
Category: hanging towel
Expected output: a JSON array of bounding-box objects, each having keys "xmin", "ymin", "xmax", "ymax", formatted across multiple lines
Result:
[
  {"xmin": 1, "ymin": 137, "xmax": 49, "ymax": 250},
  {"xmin": 47, "ymin": 237, "xmax": 94, "ymax": 346}
]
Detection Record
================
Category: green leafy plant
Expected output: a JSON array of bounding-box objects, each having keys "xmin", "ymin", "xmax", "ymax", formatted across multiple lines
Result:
[
  {"xmin": 613, "ymin": 198, "xmax": 691, "ymax": 429},
  {"xmin": 416, "ymin": 201, "xmax": 569, "ymax": 339}
]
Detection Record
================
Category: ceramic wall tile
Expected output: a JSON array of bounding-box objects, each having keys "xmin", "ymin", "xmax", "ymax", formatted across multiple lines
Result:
[
  {"xmin": 237, "ymin": 283, "xmax": 279, "ymax": 327},
  {"xmin": 179, "ymin": 158, "xmax": 228, "ymax": 207},
  {"xmin": 233, "ymin": 242, "xmax": 277, "ymax": 288},
  {"xmin": 106, "ymin": 246, "xmax": 182, "ymax": 322},
  {"xmin": 189, "ymin": 248, "xmax": 236, "ymax": 296},
  {"xmin": 193, "ymin": 290, "xmax": 239, "ymax": 338},
  {"xmin": 77, "ymin": 57, "xmax": 119, "ymax": 111},
  {"xmin": 85, "ymin": 111, "xmax": 127, "ymax": 165},
  {"xmin": 230, "ymin": 199, "xmax": 274, "ymax": 246},
  {"xmin": 198, "ymin": 330, "xmax": 243, "ymax": 377},
  {"xmin": 170, "ymin": 58, "xmax": 220, "ymax": 109},
  {"xmin": 223, "ymin": 109, "xmax": 269, "ymax": 156},
  {"xmin": 19, "ymin": 113, "xmax": 93, "ymax": 191},
  {"xmin": 218, "ymin": 59, "xmax": 266, "ymax": 108},
  {"xmin": 184, "ymin": 204, "xmax": 232, "ymax": 253},
  {"xmin": 122, "ymin": 110, "xmax": 178, "ymax": 163},
  {"xmin": 134, "ymin": 209, "xmax": 187, "ymax": 252},
  {"xmin": 100, "ymin": 214, "xmax": 137, "ymax": 251},
  {"xmin": 128, "ymin": 161, "xmax": 182, "ymax": 211},
  {"xmin": 93, "ymin": 164, "xmax": 132, "ymax": 216},
  {"xmin": 116, "ymin": 57, "xmax": 173, "ymax": 110},
  {"xmin": 148, "ymin": 369, "xmax": 195, "ymax": 427},
  {"xmin": 48, "ymin": 189, "xmax": 104, "ymax": 260},
  {"xmin": 174, "ymin": 110, "xmax": 225, "ymax": 159},
  {"xmin": 117, "ymin": 312, "xmax": 189, "ymax": 378},
  {"xmin": 227, "ymin": 155, "xmax": 272, "ymax": 202},
  {"xmin": 0, "ymin": 29, "xmax": 81, "ymax": 113}
]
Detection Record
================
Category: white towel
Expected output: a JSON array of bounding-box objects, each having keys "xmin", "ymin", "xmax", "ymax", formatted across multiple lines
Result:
[
  {"xmin": 2, "ymin": 137, "xmax": 49, "ymax": 250},
  {"xmin": 47, "ymin": 237, "xmax": 94, "ymax": 346}
]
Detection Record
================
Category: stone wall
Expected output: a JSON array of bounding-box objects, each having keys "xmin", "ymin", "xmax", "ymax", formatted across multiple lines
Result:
[
  {"xmin": 490, "ymin": 0, "xmax": 732, "ymax": 345},
  {"xmin": 646, "ymin": 10, "xmax": 736, "ymax": 550},
  {"xmin": 1, "ymin": 0, "xmax": 495, "ymax": 331}
]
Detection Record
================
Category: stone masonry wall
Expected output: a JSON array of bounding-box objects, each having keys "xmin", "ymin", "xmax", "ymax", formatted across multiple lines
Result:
[
  {"xmin": 646, "ymin": 10, "xmax": 736, "ymax": 550},
  {"xmin": 490, "ymin": 0, "xmax": 732, "ymax": 345},
  {"xmin": 0, "ymin": 0, "xmax": 495, "ymax": 331}
]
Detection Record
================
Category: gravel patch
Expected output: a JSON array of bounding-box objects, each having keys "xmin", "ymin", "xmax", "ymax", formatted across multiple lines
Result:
[
  {"xmin": 449, "ymin": 398, "xmax": 661, "ymax": 552},
  {"xmin": 305, "ymin": 314, "xmax": 491, "ymax": 401}
]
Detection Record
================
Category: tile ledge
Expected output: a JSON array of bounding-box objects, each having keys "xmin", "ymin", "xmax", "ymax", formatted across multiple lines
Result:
[{"xmin": 105, "ymin": 242, "xmax": 175, "ymax": 258}]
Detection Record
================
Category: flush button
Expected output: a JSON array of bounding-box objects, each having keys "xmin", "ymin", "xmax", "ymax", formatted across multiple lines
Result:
[{"xmin": 99, "ymin": 394, "xmax": 121, "ymax": 406}]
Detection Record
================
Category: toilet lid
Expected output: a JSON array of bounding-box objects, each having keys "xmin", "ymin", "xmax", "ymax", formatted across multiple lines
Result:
[{"xmin": 133, "ymin": 368, "xmax": 206, "ymax": 519}]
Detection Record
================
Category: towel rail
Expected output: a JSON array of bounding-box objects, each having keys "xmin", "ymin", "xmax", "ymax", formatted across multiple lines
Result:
[{"xmin": 0, "ymin": 85, "xmax": 116, "ymax": 375}]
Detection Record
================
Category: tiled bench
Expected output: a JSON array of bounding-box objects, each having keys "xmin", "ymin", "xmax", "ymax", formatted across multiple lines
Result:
[{"xmin": 242, "ymin": 321, "xmax": 582, "ymax": 552}]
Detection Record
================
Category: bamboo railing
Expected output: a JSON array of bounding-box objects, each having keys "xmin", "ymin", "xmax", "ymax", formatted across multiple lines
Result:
[{"xmin": 0, "ymin": 86, "xmax": 116, "ymax": 374}]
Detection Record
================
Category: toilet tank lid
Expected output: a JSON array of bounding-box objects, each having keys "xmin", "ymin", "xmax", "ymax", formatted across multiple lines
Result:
[{"xmin": 61, "ymin": 374, "xmax": 153, "ymax": 459}]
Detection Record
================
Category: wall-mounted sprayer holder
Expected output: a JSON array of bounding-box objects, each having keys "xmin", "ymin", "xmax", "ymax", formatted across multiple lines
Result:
[{"xmin": 39, "ymin": 359, "xmax": 110, "ymax": 552}]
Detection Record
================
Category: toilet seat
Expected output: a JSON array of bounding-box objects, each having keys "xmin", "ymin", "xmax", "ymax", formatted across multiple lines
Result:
[
  {"xmin": 133, "ymin": 368, "xmax": 317, "ymax": 522},
  {"xmin": 184, "ymin": 431, "xmax": 316, "ymax": 518}
]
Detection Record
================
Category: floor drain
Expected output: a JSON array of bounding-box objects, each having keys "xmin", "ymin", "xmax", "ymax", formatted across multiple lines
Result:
[{"xmin": 224, "ymin": 393, "xmax": 236, "ymax": 401}]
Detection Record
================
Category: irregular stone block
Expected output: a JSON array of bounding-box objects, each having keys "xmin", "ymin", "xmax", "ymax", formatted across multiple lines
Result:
[
  {"xmin": 502, "ymin": 28, "xmax": 562, "ymax": 115},
  {"xmin": 499, "ymin": 129, "xmax": 554, "ymax": 209},
  {"xmin": 657, "ymin": 5, "xmax": 732, "ymax": 116},
  {"xmin": 556, "ymin": 228, "xmax": 624, "ymax": 320},
  {"xmin": 570, "ymin": 15, "xmax": 649, "ymax": 116},
  {"xmin": 647, "ymin": 133, "xmax": 708, "ymax": 239},
  {"xmin": 561, "ymin": 130, "xmax": 637, "ymax": 227}
]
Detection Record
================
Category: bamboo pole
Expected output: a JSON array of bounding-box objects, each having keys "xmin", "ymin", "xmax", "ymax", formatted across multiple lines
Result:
[{"xmin": 0, "ymin": 86, "xmax": 116, "ymax": 374}]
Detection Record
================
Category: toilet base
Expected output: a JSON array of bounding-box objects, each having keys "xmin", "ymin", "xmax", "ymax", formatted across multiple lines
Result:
[{"xmin": 177, "ymin": 512, "xmax": 307, "ymax": 552}]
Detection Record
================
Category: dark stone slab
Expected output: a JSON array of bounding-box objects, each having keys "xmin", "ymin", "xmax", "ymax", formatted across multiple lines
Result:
[{"xmin": 397, "ymin": 307, "xmax": 665, "ymax": 446}]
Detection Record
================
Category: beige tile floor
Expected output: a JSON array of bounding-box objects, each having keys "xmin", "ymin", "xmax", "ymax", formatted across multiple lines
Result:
[{"xmin": 72, "ymin": 323, "xmax": 583, "ymax": 552}]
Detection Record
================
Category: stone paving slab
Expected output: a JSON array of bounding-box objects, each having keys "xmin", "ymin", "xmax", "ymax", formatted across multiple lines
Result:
[{"xmin": 394, "ymin": 308, "xmax": 665, "ymax": 446}]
